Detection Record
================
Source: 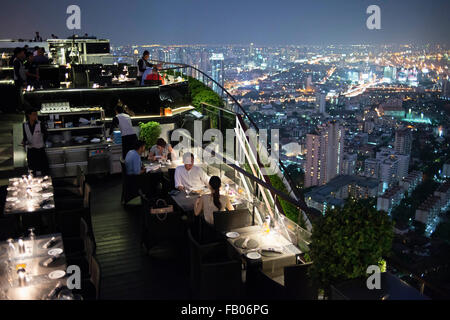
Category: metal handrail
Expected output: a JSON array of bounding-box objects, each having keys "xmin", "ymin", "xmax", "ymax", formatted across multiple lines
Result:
[{"xmin": 152, "ymin": 61, "xmax": 305, "ymax": 199}]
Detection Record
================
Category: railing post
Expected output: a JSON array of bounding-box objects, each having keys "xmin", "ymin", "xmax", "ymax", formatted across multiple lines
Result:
[{"xmin": 218, "ymin": 109, "xmax": 223, "ymax": 132}]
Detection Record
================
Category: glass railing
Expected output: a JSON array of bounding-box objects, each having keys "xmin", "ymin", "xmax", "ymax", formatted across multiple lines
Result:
[
  {"xmin": 183, "ymin": 145, "xmax": 312, "ymax": 253},
  {"xmin": 152, "ymin": 60, "xmax": 313, "ymax": 230},
  {"xmin": 15, "ymin": 55, "xmax": 314, "ymax": 231}
]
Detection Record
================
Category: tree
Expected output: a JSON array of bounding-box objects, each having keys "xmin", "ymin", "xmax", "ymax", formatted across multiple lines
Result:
[{"xmin": 309, "ymin": 198, "xmax": 394, "ymax": 291}]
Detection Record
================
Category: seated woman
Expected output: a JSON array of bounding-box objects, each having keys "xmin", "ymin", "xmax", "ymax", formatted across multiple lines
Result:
[
  {"xmin": 148, "ymin": 138, "xmax": 175, "ymax": 162},
  {"xmin": 194, "ymin": 176, "xmax": 234, "ymax": 225}
]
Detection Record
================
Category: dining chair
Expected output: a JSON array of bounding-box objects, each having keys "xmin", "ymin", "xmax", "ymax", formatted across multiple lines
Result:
[{"xmin": 284, "ymin": 263, "xmax": 318, "ymax": 300}]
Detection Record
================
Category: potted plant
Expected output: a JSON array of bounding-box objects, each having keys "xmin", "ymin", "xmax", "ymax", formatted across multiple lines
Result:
[{"xmin": 138, "ymin": 121, "xmax": 161, "ymax": 152}]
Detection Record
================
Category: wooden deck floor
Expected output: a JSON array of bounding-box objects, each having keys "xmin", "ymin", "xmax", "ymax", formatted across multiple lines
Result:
[{"xmin": 89, "ymin": 175, "xmax": 190, "ymax": 300}]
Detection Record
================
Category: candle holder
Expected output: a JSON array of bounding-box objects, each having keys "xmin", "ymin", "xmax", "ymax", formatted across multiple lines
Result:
[
  {"xmin": 164, "ymin": 107, "xmax": 173, "ymax": 116},
  {"xmin": 18, "ymin": 239, "xmax": 25, "ymax": 254},
  {"xmin": 17, "ymin": 268, "xmax": 27, "ymax": 286}
]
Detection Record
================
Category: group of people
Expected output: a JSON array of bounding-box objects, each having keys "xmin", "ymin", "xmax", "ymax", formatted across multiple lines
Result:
[
  {"xmin": 137, "ymin": 50, "xmax": 164, "ymax": 86},
  {"xmin": 12, "ymin": 45, "xmax": 50, "ymax": 110},
  {"xmin": 124, "ymin": 142, "xmax": 233, "ymax": 225}
]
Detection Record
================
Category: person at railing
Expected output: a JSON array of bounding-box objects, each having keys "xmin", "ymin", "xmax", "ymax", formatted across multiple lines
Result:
[
  {"xmin": 24, "ymin": 52, "xmax": 39, "ymax": 87},
  {"xmin": 33, "ymin": 48, "xmax": 49, "ymax": 65},
  {"xmin": 194, "ymin": 176, "xmax": 234, "ymax": 225},
  {"xmin": 137, "ymin": 50, "xmax": 153, "ymax": 85},
  {"xmin": 174, "ymin": 152, "xmax": 210, "ymax": 192},
  {"xmin": 33, "ymin": 31, "xmax": 43, "ymax": 42},
  {"xmin": 109, "ymin": 104, "xmax": 138, "ymax": 159},
  {"xmin": 148, "ymin": 138, "xmax": 175, "ymax": 162},
  {"xmin": 141, "ymin": 67, "xmax": 164, "ymax": 86},
  {"xmin": 12, "ymin": 47, "xmax": 26, "ymax": 110}
]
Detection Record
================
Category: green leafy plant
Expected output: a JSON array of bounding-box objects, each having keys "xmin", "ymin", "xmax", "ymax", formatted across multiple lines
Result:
[
  {"xmin": 267, "ymin": 174, "xmax": 306, "ymax": 228},
  {"xmin": 309, "ymin": 198, "xmax": 394, "ymax": 290},
  {"xmin": 138, "ymin": 121, "xmax": 161, "ymax": 149}
]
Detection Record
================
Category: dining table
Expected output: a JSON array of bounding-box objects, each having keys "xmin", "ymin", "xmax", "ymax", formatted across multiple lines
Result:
[
  {"xmin": 0, "ymin": 233, "xmax": 73, "ymax": 300},
  {"xmin": 3, "ymin": 175, "xmax": 55, "ymax": 216},
  {"xmin": 225, "ymin": 225, "xmax": 302, "ymax": 280}
]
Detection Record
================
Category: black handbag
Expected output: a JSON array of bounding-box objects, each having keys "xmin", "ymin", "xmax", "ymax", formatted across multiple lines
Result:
[{"xmin": 149, "ymin": 199, "xmax": 174, "ymax": 221}]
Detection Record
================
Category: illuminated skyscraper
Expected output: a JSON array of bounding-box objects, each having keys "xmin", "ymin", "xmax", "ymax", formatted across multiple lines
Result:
[
  {"xmin": 306, "ymin": 75, "xmax": 313, "ymax": 91},
  {"xmin": 316, "ymin": 91, "xmax": 326, "ymax": 115},
  {"xmin": 443, "ymin": 78, "xmax": 450, "ymax": 99},
  {"xmin": 305, "ymin": 121, "xmax": 344, "ymax": 188},
  {"xmin": 210, "ymin": 53, "xmax": 224, "ymax": 94},
  {"xmin": 394, "ymin": 128, "xmax": 413, "ymax": 155}
]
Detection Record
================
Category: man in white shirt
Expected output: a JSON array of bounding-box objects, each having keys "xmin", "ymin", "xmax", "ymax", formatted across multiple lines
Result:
[{"xmin": 174, "ymin": 152, "xmax": 209, "ymax": 191}]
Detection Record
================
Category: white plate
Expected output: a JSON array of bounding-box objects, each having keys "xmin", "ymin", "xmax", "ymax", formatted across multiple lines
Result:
[
  {"xmin": 226, "ymin": 232, "xmax": 240, "ymax": 239},
  {"xmin": 48, "ymin": 270, "xmax": 66, "ymax": 279},
  {"xmin": 48, "ymin": 248, "xmax": 63, "ymax": 256},
  {"xmin": 246, "ymin": 252, "xmax": 261, "ymax": 260}
]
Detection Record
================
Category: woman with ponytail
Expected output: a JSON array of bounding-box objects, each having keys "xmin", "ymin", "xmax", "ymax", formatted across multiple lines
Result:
[{"xmin": 194, "ymin": 176, "xmax": 234, "ymax": 225}]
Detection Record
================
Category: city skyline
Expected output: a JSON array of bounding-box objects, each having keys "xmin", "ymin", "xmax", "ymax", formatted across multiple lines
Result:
[{"xmin": 0, "ymin": 0, "xmax": 449, "ymax": 46}]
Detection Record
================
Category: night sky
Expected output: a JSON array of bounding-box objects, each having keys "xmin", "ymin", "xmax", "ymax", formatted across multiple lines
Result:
[{"xmin": 0, "ymin": 0, "xmax": 448, "ymax": 46}]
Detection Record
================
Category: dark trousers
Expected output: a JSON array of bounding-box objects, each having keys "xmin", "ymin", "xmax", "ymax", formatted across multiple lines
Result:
[
  {"xmin": 27, "ymin": 147, "xmax": 49, "ymax": 175},
  {"xmin": 122, "ymin": 134, "xmax": 138, "ymax": 159},
  {"xmin": 13, "ymin": 81, "xmax": 23, "ymax": 110}
]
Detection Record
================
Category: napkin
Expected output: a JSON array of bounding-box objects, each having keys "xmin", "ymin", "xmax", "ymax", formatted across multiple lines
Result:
[
  {"xmin": 43, "ymin": 256, "xmax": 57, "ymax": 267},
  {"xmin": 43, "ymin": 237, "xmax": 56, "ymax": 249},
  {"xmin": 242, "ymin": 237, "xmax": 250, "ymax": 249}
]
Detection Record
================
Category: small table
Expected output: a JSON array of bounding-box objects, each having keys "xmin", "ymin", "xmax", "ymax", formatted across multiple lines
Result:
[
  {"xmin": 226, "ymin": 225, "xmax": 299, "ymax": 278},
  {"xmin": 0, "ymin": 234, "xmax": 70, "ymax": 300},
  {"xmin": 170, "ymin": 190, "xmax": 200, "ymax": 212},
  {"xmin": 142, "ymin": 160, "xmax": 179, "ymax": 174}
]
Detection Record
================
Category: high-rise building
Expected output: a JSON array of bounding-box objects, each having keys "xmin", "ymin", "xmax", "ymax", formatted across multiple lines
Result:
[
  {"xmin": 394, "ymin": 128, "xmax": 413, "ymax": 155},
  {"xmin": 442, "ymin": 78, "xmax": 450, "ymax": 99},
  {"xmin": 383, "ymin": 66, "xmax": 397, "ymax": 83},
  {"xmin": 210, "ymin": 53, "xmax": 224, "ymax": 94},
  {"xmin": 342, "ymin": 153, "xmax": 357, "ymax": 175},
  {"xmin": 316, "ymin": 92, "xmax": 326, "ymax": 115},
  {"xmin": 304, "ymin": 121, "xmax": 344, "ymax": 188},
  {"xmin": 200, "ymin": 51, "xmax": 210, "ymax": 74},
  {"xmin": 366, "ymin": 148, "xmax": 410, "ymax": 192},
  {"xmin": 363, "ymin": 120, "xmax": 375, "ymax": 134},
  {"xmin": 306, "ymin": 75, "xmax": 313, "ymax": 91}
]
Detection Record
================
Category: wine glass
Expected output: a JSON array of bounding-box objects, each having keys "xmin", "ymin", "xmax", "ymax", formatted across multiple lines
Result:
[
  {"xmin": 185, "ymin": 189, "xmax": 191, "ymax": 198},
  {"xmin": 57, "ymin": 288, "xmax": 74, "ymax": 300}
]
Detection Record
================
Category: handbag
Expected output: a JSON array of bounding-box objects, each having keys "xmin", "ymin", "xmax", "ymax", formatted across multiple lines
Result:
[{"xmin": 150, "ymin": 199, "xmax": 174, "ymax": 221}]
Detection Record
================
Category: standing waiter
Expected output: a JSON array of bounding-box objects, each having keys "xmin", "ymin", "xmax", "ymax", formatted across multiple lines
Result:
[
  {"xmin": 137, "ymin": 50, "xmax": 153, "ymax": 86},
  {"xmin": 22, "ymin": 109, "xmax": 49, "ymax": 176},
  {"xmin": 109, "ymin": 104, "xmax": 138, "ymax": 159}
]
